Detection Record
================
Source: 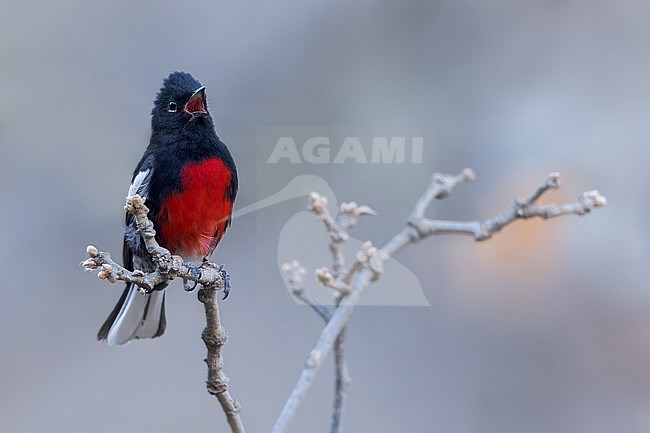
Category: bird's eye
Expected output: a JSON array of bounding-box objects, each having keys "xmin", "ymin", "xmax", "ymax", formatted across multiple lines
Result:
[{"xmin": 168, "ymin": 102, "xmax": 178, "ymax": 113}]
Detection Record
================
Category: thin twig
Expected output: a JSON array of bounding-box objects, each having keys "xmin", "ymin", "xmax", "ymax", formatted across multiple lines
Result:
[
  {"xmin": 272, "ymin": 169, "xmax": 606, "ymax": 433},
  {"xmin": 284, "ymin": 261, "xmax": 332, "ymax": 322},
  {"xmin": 329, "ymin": 301, "xmax": 350, "ymax": 433}
]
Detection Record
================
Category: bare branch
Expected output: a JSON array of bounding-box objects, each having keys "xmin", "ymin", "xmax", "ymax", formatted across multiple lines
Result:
[
  {"xmin": 309, "ymin": 195, "xmax": 378, "ymax": 433},
  {"xmin": 407, "ymin": 176, "xmax": 608, "ymax": 243},
  {"xmin": 310, "ymin": 192, "xmax": 347, "ymax": 276},
  {"xmin": 330, "ymin": 326, "xmax": 350, "ymax": 433},
  {"xmin": 284, "ymin": 260, "xmax": 332, "ymax": 322},
  {"xmin": 410, "ymin": 168, "xmax": 476, "ymax": 220},
  {"xmin": 82, "ymin": 194, "xmax": 245, "ymax": 433},
  {"xmin": 273, "ymin": 270, "xmax": 373, "ymax": 433},
  {"xmin": 272, "ymin": 169, "xmax": 606, "ymax": 433},
  {"xmin": 281, "ymin": 260, "xmax": 350, "ymax": 433},
  {"xmin": 523, "ymin": 172, "xmax": 561, "ymax": 203},
  {"xmin": 198, "ymin": 284, "xmax": 245, "ymax": 433},
  {"xmin": 382, "ymin": 171, "xmax": 606, "ymax": 257}
]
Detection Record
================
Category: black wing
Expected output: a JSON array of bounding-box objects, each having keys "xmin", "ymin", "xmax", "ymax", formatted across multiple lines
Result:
[{"xmin": 123, "ymin": 154, "xmax": 155, "ymax": 271}]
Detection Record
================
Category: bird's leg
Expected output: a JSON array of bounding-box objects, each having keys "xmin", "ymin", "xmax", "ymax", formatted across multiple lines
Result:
[
  {"xmin": 183, "ymin": 262, "xmax": 202, "ymax": 292},
  {"xmin": 219, "ymin": 264, "xmax": 232, "ymax": 300}
]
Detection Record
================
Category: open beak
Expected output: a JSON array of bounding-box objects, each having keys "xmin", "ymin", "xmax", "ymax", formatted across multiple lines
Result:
[{"xmin": 184, "ymin": 86, "xmax": 208, "ymax": 118}]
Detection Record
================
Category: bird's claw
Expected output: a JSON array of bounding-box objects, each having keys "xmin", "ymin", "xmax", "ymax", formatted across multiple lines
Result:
[
  {"xmin": 219, "ymin": 264, "xmax": 231, "ymax": 300},
  {"xmin": 183, "ymin": 262, "xmax": 202, "ymax": 292}
]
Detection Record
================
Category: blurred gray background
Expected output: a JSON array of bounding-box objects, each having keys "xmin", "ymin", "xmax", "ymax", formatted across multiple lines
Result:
[{"xmin": 1, "ymin": 1, "xmax": 649, "ymax": 432}]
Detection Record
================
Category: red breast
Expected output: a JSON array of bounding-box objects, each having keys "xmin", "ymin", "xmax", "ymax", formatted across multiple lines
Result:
[{"xmin": 156, "ymin": 157, "xmax": 233, "ymax": 257}]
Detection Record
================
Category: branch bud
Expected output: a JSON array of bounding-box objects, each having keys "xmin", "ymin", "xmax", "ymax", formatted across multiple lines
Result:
[
  {"xmin": 356, "ymin": 205, "xmax": 377, "ymax": 216},
  {"xmin": 582, "ymin": 190, "xmax": 607, "ymax": 207},
  {"xmin": 461, "ymin": 168, "xmax": 476, "ymax": 181},
  {"xmin": 282, "ymin": 260, "xmax": 308, "ymax": 285},
  {"xmin": 125, "ymin": 194, "xmax": 145, "ymax": 214},
  {"xmin": 355, "ymin": 250, "xmax": 368, "ymax": 263},
  {"xmin": 362, "ymin": 241, "xmax": 377, "ymax": 256},
  {"xmin": 82, "ymin": 259, "xmax": 98, "ymax": 269},
  {"xmin": 546, "ymin": 172, "xmax": 561, "ymax": 189},
  {"xmin": 86, "ymin": 245, "xmax": 99, "ymax": 258},
  {"xmin": 339, "ymin": 201, "xmax": 355, "ymax": 213},
  {"xmin": 315, "ymin": 267, "xmax": 331, "ymax": 282},
  {"xmin": 309, "ymin": 192, "xmax": 328, "ymax": 219}
]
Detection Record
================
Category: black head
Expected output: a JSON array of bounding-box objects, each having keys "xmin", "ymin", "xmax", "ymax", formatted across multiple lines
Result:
[{"xmin": 151, "ymin": 72, "xmax": 213, "ymax": 131}]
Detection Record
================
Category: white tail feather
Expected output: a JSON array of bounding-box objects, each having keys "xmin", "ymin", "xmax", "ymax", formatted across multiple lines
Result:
[{"xmin": 107, "ymin": 288, "xmax": 165, "ymax": 346}]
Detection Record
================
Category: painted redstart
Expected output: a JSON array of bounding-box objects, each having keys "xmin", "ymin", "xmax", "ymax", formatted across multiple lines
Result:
[{"xmin": 98, "ymin": 72, "xmax": 238, "ymax": 346}]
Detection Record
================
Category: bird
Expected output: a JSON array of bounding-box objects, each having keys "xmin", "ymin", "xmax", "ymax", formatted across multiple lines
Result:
[{"xmin": 98, "ymin": 72, "xmax": 238, "ymax": 346}]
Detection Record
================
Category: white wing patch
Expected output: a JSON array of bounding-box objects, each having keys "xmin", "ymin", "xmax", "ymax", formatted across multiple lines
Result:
[{"xmin": 128, "ymin": 168, "xmax": 152, "ymax": 198}]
